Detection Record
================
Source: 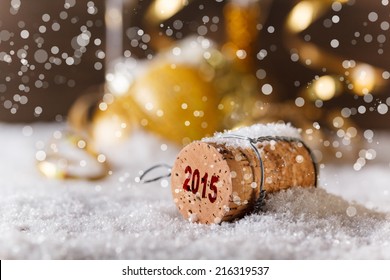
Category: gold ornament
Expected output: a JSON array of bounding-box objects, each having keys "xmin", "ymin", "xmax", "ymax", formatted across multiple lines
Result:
[
  {"xmin": 284, "ymin": 0, "xmax": 387, "ymax": 97},
  {"xmin": 36, "ymin": 132, "xmax": 110, "ymax": 180},
  {"xmin": 222, "ymin": 0, "xmax": 272, "ymax": 72},
  {"xmin": 69, "ymin": 0, "xmax": 268, "ymax": 147},
  {"xmin": 67, "ymin": 86, "xmax": 104, "ymax": 137},
  {"xmin": 91, "ymin": 94, "xmax": 136, "ymax": 147},
  {"xmin": 68, "ymin": 86, "xmax": 135, "ymax": 148},
  {"xmin": 127, "ymin": 61, "xmax": 223, "ymax": 145}
]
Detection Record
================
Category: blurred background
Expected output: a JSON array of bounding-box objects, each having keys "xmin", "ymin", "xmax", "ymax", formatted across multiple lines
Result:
[
  {"xmin": 0, "ymin": 0, "xmax": 105, "ymax": 122},
  {"xmin": 1, "ymin": 0, "xmax": 389, "ymax": 166}
]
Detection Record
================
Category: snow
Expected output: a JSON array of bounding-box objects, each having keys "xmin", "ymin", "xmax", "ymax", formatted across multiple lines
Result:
[
  {"xmin": 1, "ymin": 122, "xmax": 390, "ymax": 259},
  {"xmin": 203, "ymin": 123, "xmax": 302, "ymax": 148}
]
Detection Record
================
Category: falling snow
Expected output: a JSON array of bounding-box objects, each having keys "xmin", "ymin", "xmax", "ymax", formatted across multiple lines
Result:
[
  {"xmin": 0, "ymin": 1, "xmax": 104, "ymax": 115},
  {"xmin": 1, "ymin": 0, "xmax": 390, "ymax": 259}
]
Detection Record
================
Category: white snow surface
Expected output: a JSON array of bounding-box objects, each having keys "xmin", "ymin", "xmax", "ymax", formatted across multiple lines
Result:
[
  {"xmin": 1, "ymin": 122, "xmax": 390, "ymax": 259},
  {"xmin": 203, "ymin": 123, "xmax": 302, "ymax": 147}
]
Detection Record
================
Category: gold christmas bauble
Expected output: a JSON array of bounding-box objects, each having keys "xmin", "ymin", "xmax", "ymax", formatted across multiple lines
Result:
[
  {"xmin": 68, "ymin": 86, "xmax": 135, "ymax": 148},
  {"xmin": 128, "ymin": 62, "xmax": 223, "ymax": 145},
  {"xmin": 91, "ymin": 94, "xmax": 135, "ymax": 147},
  {"xmin": 121, "ymin": 36, "xmax": 264, "ymax": 145}
]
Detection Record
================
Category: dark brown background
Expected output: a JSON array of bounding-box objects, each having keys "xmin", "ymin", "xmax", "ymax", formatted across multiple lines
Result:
[
  {"xmin": 1, "ymin": 0, "xmax": 389, "ymax": 128},
  {"xmin": 0, "ymin": 0, "xmax": 106, "ymax": 122}
]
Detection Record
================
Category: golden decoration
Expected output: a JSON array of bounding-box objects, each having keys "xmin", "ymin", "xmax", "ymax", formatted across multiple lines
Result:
[
  {"xmin": 68, "ymin": 86, "xmax": 135, "ymax": 147},
  {"xmin": 127, "ymin": 62, "xmax": 223, "ymax": 145},
  {"xmin": 37, "ymin": 132, "xmax": 110, "ymax": 180},
  {"xmin": 222, "ymin": 0, "xmax": 265, "ymax": 71},
  {"xmin": 284, "ymin": 0, "xmax": 387, "ymax": 97},
  {"xmin": 68, "ymin": 0, "xmax": 267, "ymax": 147}
]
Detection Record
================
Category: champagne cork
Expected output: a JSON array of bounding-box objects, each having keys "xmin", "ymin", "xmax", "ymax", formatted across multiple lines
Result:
[{"xmin": 171, "ymin": 123, "xmax": 317, "ymax": 224}]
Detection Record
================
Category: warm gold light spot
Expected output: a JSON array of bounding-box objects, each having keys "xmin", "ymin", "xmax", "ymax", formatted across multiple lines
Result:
[
  {"xmin": 351, "ymin": 64, "xmax": 376, "ymax": 95},
  {"xmin": 287, "ymin": 1, "xmax": 316, "ymax": 33},
  {"xmin": 153, "ymin": 0, "xmax": 187, "ymax": 21},
  {"xmin": 313, "ymin": 75, "xmax": 337, "ymax": 101}
]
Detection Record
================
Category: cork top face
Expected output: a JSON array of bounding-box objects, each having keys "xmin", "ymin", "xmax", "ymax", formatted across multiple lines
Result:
[{"xmin": 171, "ymin": 142, "xmax": 233, "ymax": 224}]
